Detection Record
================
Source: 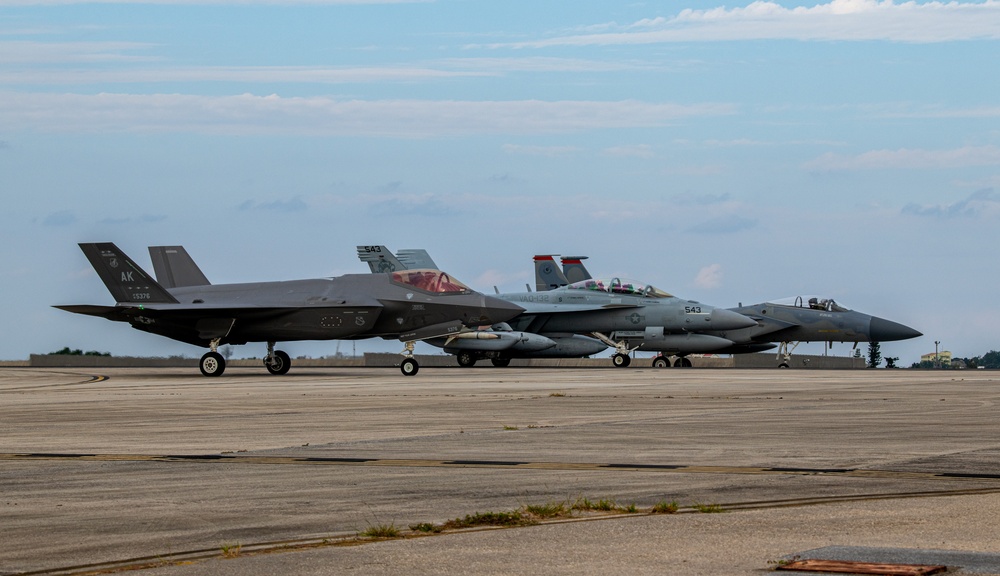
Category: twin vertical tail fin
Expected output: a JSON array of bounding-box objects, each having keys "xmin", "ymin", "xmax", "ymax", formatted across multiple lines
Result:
[
  {"xmin": 560, "ymin": 256, "xmax": 592, "ymax": 284},
  {"xmin": 357, "ymin": 245, "xmax": 406, "ymax": 273},
  {"xmin": 534, "ymin": 255, "xmax": 569, "ymax": 291},
  {"xmin": 79, "ymin": 243, "xmax": 178, "ymax": 304},
  {"xmin": 148, "ymin": 246, "xmax": 211, "ymax": 288}
]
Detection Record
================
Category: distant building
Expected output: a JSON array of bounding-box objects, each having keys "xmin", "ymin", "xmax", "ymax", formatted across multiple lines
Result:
[{"xmin": 921, "ymin": 351, "xmax": 952, "ymax": 366}]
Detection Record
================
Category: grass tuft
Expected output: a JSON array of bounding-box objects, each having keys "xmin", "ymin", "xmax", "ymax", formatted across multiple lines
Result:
[
  {"xmin": 360, "ymin": 522, "xmax": 401, "ymax": 538},
  {"xmin": 220, "ymin": 543, "xmax": 241, "ymax": 558},
  {"xmin": 652, "ymin": 500, "xmax": 680, "ymax": 514},
  {"xmin": 524, "ymin": 501, "xmax": 568, "ymax": 519},
  {"xmin": 443, "ymin": 510, "xmax": 534, "ymax": 529},
  {"xmin": 692, "ymin": 502, "xmax": 725, "ymax": 513},
  {"xmin": 409, "ymin": 522, "xmax": 443, "ymax": 533}
]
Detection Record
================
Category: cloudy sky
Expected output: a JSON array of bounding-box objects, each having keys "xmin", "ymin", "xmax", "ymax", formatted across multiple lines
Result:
[{"xmin": 4, "ymin": 0, "xmax": 998, "ymax": 364}]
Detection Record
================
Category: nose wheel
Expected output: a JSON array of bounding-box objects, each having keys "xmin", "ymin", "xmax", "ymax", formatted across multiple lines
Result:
[
  {"xmin": 400, "ymin": 341, "xmax": 419, "ymax": 376},
  {"xmin": 612, "ymin": 353, "xmax": 631, "ymax": 368}
]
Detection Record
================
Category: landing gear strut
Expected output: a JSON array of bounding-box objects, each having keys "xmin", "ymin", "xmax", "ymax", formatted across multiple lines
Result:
[
  {"xmin": 200, "ymin": 338, "xmax": 225, "ymax": 377},
  {"xmin": 777, "ymin": 341, "xmax": 800, "ymax": 368},
  {"xmin": 264, "ymin": 341, "xmax": 291, "ymax": 375},
  {"xmin": 592, "ymin": 332, "xmax": 637, "ymax": 369},
  {"xmin": 400, "ymin": 341, "xmax": 419, "ymax": 376}
]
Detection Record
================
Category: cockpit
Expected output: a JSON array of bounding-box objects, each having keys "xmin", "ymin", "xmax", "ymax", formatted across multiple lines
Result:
[
  {"xmin": 391, "ymin": 269, "xmax": 472, "ymax": 294},
  {"xmin": 771, "ymin": 296, "xmax": 849, "ymax": 313},
  {"xmin": 565, "ymin": 277, "xmax": 673, "ymax": 298}
]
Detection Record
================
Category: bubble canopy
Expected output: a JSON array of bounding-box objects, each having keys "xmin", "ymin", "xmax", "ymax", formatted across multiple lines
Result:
[
  {"xmin": 391, "ymin": 269, "xmax": 472, "ymax": 294},
  {"xmin": 769, "ymin": 296, "xmax": 849, "ymax": 312},
  {"xmin": 565, "ymin": 278, "xmax": 673, "ymax": 298}
]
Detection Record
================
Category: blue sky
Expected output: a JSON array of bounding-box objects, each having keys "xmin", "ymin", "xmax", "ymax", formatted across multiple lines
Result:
[{"xmin": 3, "ymin": 0, "xmax": 999, "ymax": 364}]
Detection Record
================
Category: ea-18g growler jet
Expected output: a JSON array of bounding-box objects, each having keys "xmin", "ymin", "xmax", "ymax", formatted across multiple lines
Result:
[
  {"xmin": 359, "ymin": 246, "xmax": 757, "ymax": 368},
  {"xmin": 55, "ymin": 243, "xmax": 523, "ymax": 377}
]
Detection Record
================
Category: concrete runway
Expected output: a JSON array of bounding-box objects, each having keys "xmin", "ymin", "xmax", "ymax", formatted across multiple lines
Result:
[{"xmin": 3, "ymin": 366, "xmax": 1000, "ymax": 575}]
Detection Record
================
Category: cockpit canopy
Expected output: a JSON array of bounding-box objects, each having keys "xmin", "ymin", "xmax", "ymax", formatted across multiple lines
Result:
[
  {"xmin": 565, "ymin": 277, "xmax": 673, "ymax": 298},
  {"xmin": 391, "ymin": 269, "xmax": 472, "ymax": 294},
  {"xmin": 771, "ymin": 296, "xmax": 849, "ymax": 313}
]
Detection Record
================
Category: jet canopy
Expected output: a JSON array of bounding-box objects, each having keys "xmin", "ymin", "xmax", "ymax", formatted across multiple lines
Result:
[
  {"xmin": 391, "ymin": 269, "xmax": 472, "ymax": 294},
  {"xmin": 566, "ymin": 278, "xmax": 673, "ymax": 299},
  {"xmin": 771, "ymin": 296, "xmax": 849, "ymax": 313}
]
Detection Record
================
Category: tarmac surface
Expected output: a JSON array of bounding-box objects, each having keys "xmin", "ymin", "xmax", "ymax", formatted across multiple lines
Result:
[{"xmin": 2, "ymin": 366, "xmax": 1000, "ymax": 575}]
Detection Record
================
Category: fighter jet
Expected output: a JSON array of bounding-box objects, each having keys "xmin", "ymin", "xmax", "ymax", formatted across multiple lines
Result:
[
  {"xmin": 55, "ymin": 243, "xmax": 523, "ymax": 377},
  {"xmin": 531, "ymin": 255, "xmax": 921, "ymax": 368},
  {"xmin": 358, "ymin": 246, "xmax": 757, "ymax": 368},
  {"xmin": 712, "ymin": 296, "xmax": 923, "ymax": 368}
]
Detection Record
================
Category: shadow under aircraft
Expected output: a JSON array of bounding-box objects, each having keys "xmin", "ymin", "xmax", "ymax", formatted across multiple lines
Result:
[{"xmin": 55, "ymin": 243, "xmax": 523, "ymax": 376}]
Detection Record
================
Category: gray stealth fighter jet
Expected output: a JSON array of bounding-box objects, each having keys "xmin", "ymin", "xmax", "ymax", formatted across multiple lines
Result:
[{"xmin": 55, "ymin": 243, "xmax": 523, "ymax": 377}]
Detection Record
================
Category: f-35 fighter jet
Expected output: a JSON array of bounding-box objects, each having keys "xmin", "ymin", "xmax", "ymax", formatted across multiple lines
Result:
[{"xmin": 55, "ymin": 243, "xmax": 523, "ymax": 377}]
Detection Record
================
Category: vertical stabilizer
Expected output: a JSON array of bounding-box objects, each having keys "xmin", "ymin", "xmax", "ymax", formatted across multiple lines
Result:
[
  {"xmin": 534, "ymin": 255, "xmax": 569, "ymax": 291},
  {"xmin": 149, "ymin": 246, "xmax": 211, "ymax": 288},
  {"xmin": 357, "ymin": 245, "xmax": 406, "ymax": 273},
  {"xmin": 79, "ymin": 243, "xmax": 178, "ymax": 304},
  {"xmin": 397, "ymin": 249, "xmax": 439, "ymax": 270},
  {"xmin": 560, "ymin": 256, "xmax": 592, "ymax": 284}
]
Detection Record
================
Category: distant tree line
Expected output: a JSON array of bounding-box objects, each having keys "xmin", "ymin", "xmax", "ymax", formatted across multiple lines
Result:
[
  {"xmin": 910, "ymin": 350, "xmax": 1000, "ymax": 369},
  {"xmin": 48, "ymin": 347, "xmax": 110, "ymax": 357}
]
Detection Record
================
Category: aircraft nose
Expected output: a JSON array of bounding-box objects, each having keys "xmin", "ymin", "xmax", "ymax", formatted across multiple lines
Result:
[
  {"xmin": 869, "ymin": 316, "xmax": 922, "ymax": 341},
  {"xmin": 711, "ymin": 308, "xmax": 759, "ymax": 331},
  {"xmin": 481, "ymin": 296, "xmax": 524, "ymax": 325}
]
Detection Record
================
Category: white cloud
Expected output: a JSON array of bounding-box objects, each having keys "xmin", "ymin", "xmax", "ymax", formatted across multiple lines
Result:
[
  {"xmin": 0, "ymin": 92, "xmax": 734, "ymax": 137},
  {"xmin": 695, "ymin": 264, "xmax": 723, "ymax": 289},
  {"xmin": 602, "ymin": 144, "xmax": 654, "ymax": 158},
  {"xmin": 804, "ymin": 145, "xmax": 1000, "ymax": 171},
  {"xmin": 495, "ymin": 1, "xmax": 1000, "ymax": 47},
  {"xmin": 502, "ymin": 144, "xmax": 582, "ymax": 157}
]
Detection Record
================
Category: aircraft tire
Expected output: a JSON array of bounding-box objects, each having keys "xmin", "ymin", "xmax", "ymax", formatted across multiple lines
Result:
[
  {"xmin": 265, "ymin": 350, "xmax": 291, "ymax": 375},
  {"xmin": 400, "ymin": 357, "xmax": 419, "ymax": 376},
  {"xmin": 200, "ymin": 352, "xmax": 226, "ymax": 377},
  {"xmin": 491, "ymin": 357, "xmax": 511, "ymax": 367},
  {"xmin": 652, "ymin": 356, "xmax": 670, "ymax": 368},
  {"xmin": 674, "ymin": 357, "xmax": 693, "ymax": 368},
  {"xmin": 778, "ymin": 362, "xmax": 790, "ymax": 369},
  {"xmin": 612, "ymin": 353, "xmax": 631, "ymax": 368},
  {"xmin": 457, "ymin": 352, "xmax": 477, "ymax": 367}
]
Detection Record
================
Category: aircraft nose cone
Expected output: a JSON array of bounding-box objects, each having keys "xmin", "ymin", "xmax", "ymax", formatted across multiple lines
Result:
[
  {"xmin": 712, "ymin": 308, "xmax": 759, "ymax": 331},
  {"xmin": 482, "ymin": 296, "xmax": 524, "ymax": 325},
  {"xmin": 869, "ymin": 316, "xmax": 922, "ymax": 341}
]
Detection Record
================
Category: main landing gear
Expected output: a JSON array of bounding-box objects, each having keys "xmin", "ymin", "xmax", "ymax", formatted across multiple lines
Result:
[
  {"xmin": 198, "ymin": 339, "xmax": 293, "ymax": 377},
  {"xmin": 264, "ymin": 341, "xmax": 291, "ymax": 375},
  {"xmin": 651, "ymin": 355, "xmax": 692, "ymax": 368},
  {"xmin": 200, "ymin": 338, "xmax": 227, "ymax": 377}
]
